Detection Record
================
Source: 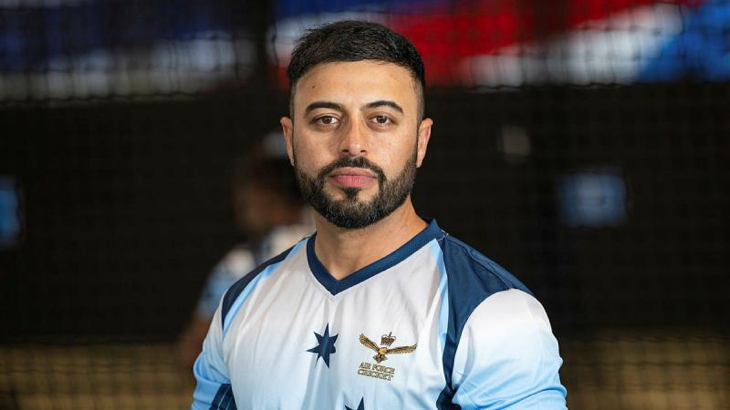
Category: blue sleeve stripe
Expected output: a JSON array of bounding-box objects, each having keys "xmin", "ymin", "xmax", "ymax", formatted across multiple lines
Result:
[
  {"xmin": 432, "ymin": 243, "xmax": 450, "ymax": 355},
  {"xmin": 435, "ymin": 235, "xmax": 532, "ymax": 409},
  {"xmin": 432, "ymin": 242, "xmax": 458, "ymax": 410},
  {"xmin": 219, "ymin": 384, "xmax": 237, "ymax": 410},
  {"xmin": 210, "ymin": 383, "xmax": 237, "ymax": 410}
]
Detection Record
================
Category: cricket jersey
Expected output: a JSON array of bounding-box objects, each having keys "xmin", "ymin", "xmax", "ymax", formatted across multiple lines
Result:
[{"xmin": 192, "ymin": 220, "xmax": 567, "ymax": 409}]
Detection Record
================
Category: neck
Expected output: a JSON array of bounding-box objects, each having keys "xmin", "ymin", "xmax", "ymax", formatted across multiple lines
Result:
[{"xmin": 312, "ymin": 198, "xmax": 427, "ymax": 280}]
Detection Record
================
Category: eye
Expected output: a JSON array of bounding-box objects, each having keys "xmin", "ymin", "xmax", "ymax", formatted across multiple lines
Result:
[
  {"xmin": 372, "ymin": 115, "xmax": 391, "ymax": 125},
  {"xmin": 315, "ymin": 115, "xmax": 338, "ymax": 125}
]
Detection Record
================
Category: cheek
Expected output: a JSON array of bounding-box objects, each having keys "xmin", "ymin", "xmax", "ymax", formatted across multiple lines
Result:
[
  {"xmin": 296, "ymin": 141, "xmax": 317, "ymax": 159},
  {"xmin": 379, "ymin": 135, "xmax": 417, "ymax": 173},
  {"xmin": 293, "ymin": 130, "xmax": 338, "ymax": 167}
]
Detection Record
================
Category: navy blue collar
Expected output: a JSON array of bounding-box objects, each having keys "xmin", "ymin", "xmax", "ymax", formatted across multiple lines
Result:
[{"xmin": 306, "ymin": 219, "xmax": 442, "ymax": 296}]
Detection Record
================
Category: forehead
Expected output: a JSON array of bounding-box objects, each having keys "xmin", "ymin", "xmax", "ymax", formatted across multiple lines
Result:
[{"xmin": 292, "ymin": 61, "xmax": 419, "ymax": 114}]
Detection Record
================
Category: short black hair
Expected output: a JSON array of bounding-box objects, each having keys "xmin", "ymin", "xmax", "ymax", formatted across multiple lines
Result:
[{"xmin": 287, "ymin": 20, "xmax": 426, "ymax": 120}]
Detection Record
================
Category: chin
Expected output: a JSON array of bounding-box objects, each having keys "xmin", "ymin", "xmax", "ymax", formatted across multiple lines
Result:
[{"xmin": 343, "ymin": 189, "xmax": 380, "ymax": 203}]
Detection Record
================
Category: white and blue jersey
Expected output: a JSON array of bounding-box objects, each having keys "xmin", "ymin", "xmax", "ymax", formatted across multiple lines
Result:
[{"xmin": 193, "ymin": 220, "xmax": 567, "ymax": 409}]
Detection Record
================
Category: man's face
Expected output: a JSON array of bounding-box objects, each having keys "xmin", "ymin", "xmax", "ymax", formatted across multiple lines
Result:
[{"xmin": 281, "ymin": 61, "xmax": 432, "ymax": 229}]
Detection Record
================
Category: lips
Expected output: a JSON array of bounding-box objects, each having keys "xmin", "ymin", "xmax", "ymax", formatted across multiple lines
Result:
[{"xmin": 329, "ymin": 167, "xmax": 377, "ymax": 189}]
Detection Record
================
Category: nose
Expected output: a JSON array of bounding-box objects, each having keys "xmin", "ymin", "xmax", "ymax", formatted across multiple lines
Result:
[{"xmin": 339, "ymin": 119, "xmax": 368, "ymax": 157}]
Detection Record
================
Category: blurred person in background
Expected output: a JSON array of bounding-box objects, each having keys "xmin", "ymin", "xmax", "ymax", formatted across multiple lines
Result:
[
  {"xmin": 177, "ymin": 146, "xmax": 312, "ymax": 371},
  {"xmin": 192, "ymin": 21, "xmax": 566, "ymax": 409}
]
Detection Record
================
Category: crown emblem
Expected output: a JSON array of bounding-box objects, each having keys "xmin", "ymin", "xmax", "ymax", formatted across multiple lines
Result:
[
  {"xmin": 381, "ymin": 332, "xmax": 396, "ymax": 347},
  {"xmin": 360, "ymin": 332, "xmax": 417, "ymax": 364}
]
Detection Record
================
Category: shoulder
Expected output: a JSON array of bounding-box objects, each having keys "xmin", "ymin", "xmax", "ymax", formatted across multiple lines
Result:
[
  {"xmin": 219, "ymin": 239, "xmax": 305, "ymax": 327},
  {"xmin": 434, "ymin": 232, "xmax": 559, "ymax": 401},
  {"xmin": 461, "ymin": 289, "xmax": 555, "ymax": 351},
  {"xmin": 437, "ymin": 235, "xmax": 553, "ymax": 363},
  {"xmin": 435, "ymin": 233, "xmax": 532, "ymax": 306},
  {"xmin": 434, "ymin": 234, "xmax": 566, "ymax": 407},
  {"xmin": 451, "ymin": 289, "xmax": 566, "ymax": 408}
]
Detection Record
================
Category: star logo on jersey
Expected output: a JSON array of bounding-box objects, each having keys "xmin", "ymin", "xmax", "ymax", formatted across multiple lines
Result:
[
  {"xmin": 345, "ymin": 398, "xmax": 365, "ymax": 410},
  {"xmin": 307, "ymin": 323, "xmax": 338, "ymax": 367},
  {"xmin": 359, "ymin": 332, "xmax": 417, "ymax": 363}
]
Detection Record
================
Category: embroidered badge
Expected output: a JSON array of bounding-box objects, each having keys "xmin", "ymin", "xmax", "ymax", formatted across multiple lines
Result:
[{"xmin": 356, "ymin": 332, "xmax": 417, "ymax": 382}]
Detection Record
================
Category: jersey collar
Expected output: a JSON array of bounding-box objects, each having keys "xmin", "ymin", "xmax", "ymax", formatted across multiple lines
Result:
[{"xmin": 306, "ymin": 219, "xmax": 442, "ymax": 296}]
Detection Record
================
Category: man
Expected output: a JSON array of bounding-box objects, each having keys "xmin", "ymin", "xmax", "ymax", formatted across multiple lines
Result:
[{"xmin": 193, "ymin": 21, "xmax": 567, "ymax": 409}]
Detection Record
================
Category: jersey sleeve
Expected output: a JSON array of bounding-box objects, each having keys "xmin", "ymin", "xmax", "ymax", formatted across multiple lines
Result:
[
  {"xmin": 450, "ymin": 289, "xmax": 567, "ymax": 409},
  {"xmin": 191, "ymin": 300, "xmax": 237, "ymax": 410}
]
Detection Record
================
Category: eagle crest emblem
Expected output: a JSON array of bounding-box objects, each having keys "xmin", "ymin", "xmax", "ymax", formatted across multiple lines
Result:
[{"xmin": 359, "ymin": 332, "xmax": 417, "ymax": 363}]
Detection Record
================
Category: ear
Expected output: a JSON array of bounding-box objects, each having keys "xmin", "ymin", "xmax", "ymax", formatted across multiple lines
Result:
[
  {"xmin": 415, "ymin": 118, "xmax": 433, "ymax": 168},
  {"xmin": 280, "ymin": 116, "xmax": 295, "ymax": 166}
]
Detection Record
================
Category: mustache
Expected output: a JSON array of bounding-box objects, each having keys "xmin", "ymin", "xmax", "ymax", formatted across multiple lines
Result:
[{"xmin": 317, "ymin": 156, "xmax": 387, "ymax": 183}]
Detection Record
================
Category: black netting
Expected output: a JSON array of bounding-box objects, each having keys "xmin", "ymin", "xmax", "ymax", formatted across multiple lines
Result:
[{"xmin": 1, "ymin": 1, "xmax": 728, "ymax": 409}]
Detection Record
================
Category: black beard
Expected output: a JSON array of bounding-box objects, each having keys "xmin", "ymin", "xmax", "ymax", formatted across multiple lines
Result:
[{"xmin": 295, "ymin": 152, "xmax": 417, "ymax": 229}]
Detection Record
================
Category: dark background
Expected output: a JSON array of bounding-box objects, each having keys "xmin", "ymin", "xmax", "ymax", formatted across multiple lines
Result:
[{"xmin": 0, "ymin": 1, "xmax": 728, "ymax": 408}]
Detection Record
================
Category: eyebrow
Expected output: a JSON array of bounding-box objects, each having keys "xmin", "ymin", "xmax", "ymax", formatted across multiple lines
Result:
[
  {"xmin": 304, "ymin": 101, "xmax": 344, "ymax": 115},
  {"xmin": 304, "ymin": 100, "xmax": 405, "ymax": 116},
  {"xmin": 364, "ymin": 100, "xmax": 404, "ymax": 114}
]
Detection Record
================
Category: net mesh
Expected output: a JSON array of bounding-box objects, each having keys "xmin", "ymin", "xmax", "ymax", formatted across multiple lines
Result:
[{"xmin": 1, "ymin": 1, "xmax": 728, "ymax": 409}]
